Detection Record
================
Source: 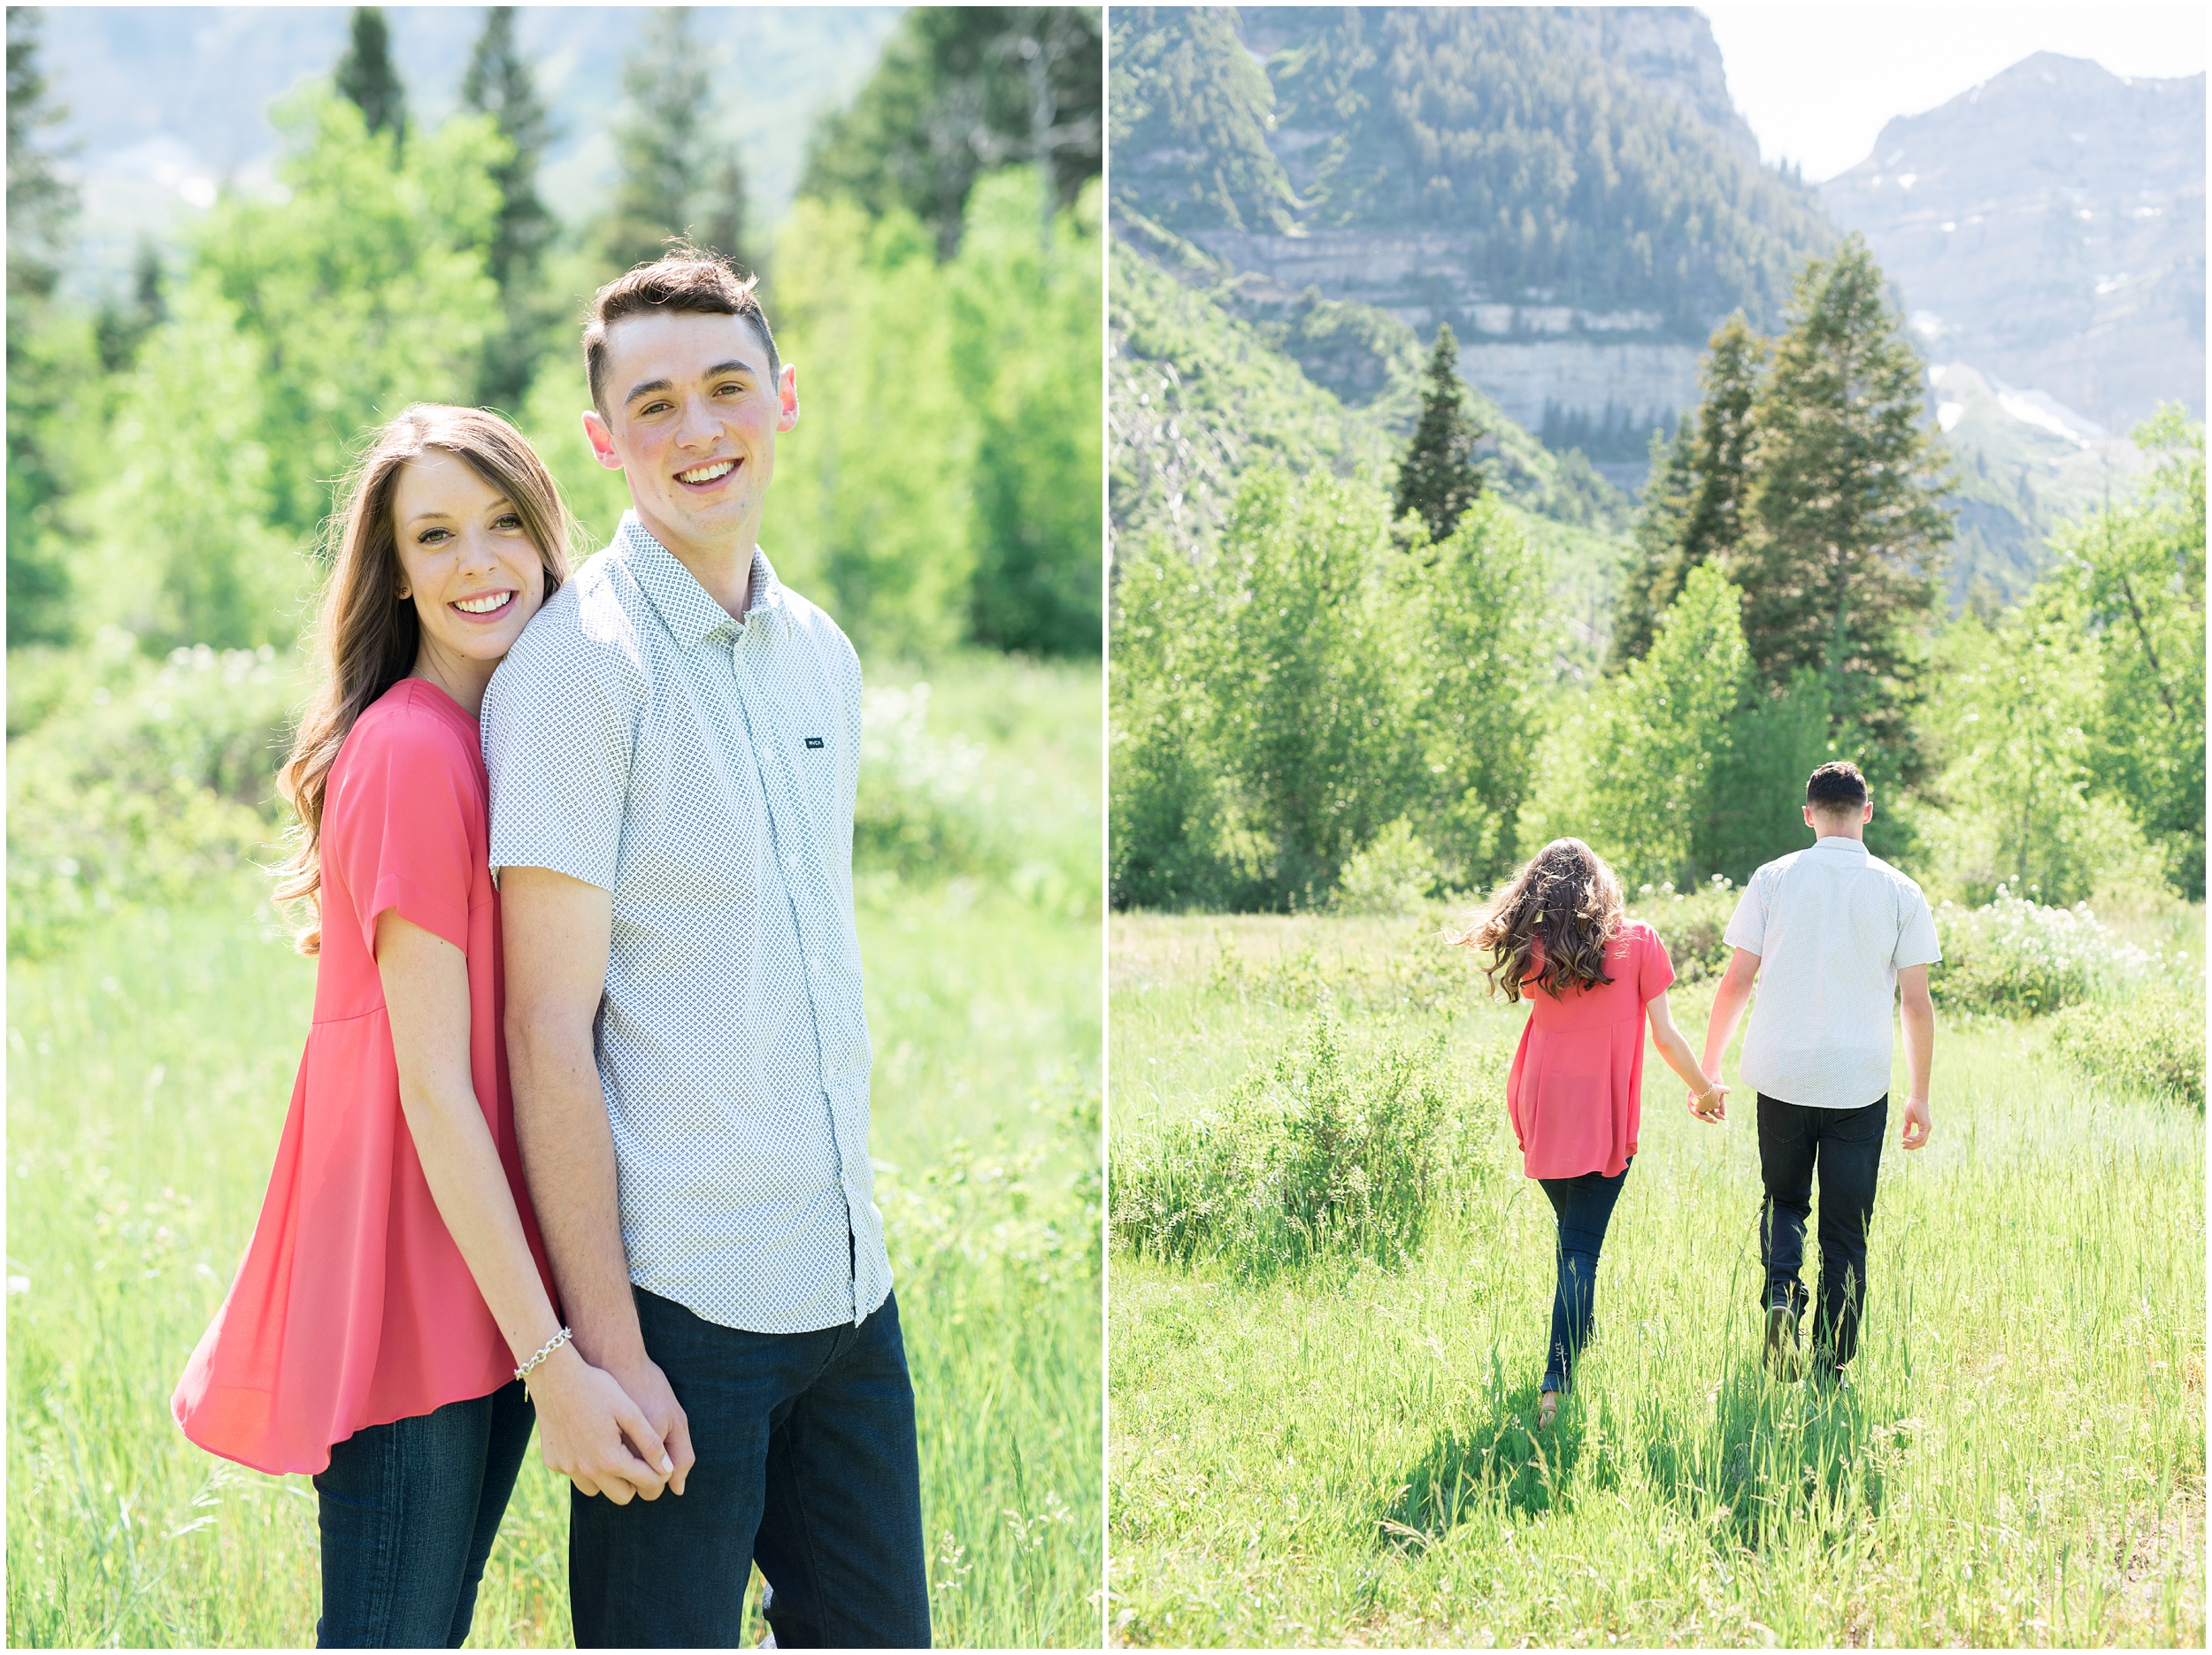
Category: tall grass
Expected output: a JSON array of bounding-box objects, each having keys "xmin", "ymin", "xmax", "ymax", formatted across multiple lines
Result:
[
  {"xmin": 7, "ymin": 653, "xmax": 1102, "ymax": 1649},
  {"xmin": 1109, "ymin": 908, "xmax": 2204, "ymax": 1646}
]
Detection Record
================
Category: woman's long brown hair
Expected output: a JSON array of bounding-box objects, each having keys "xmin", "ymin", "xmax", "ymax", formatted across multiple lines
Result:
[
  {"xmin": 273, "ymin": 405, "xmax": 575, "ymax": 954},
  {"xmin": 1449, "ymin": 838, "xmax": 1627, "ymax": 1002}
]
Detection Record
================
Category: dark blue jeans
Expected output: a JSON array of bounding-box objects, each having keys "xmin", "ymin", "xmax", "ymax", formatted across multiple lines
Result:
[
  {"xmin": 1536, "ymin": 1159, "xmax": 1632, "ymax": 1394},
  {"xmin": 1758, "ymin": 1092, "xmax": 1887, "ymax": 1369},
  {"xmin": 312, "ymin": 1379, "xmax": 534, "ymax": 1648},
  {"xmin": 569, "ymin": 1286, "xmax": 930, "ymax": 1650}
]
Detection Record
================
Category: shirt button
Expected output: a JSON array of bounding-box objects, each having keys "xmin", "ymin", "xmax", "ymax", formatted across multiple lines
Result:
[{"xmin": 809, "ymin": 955, "xmax": 822, "ymax": 972}]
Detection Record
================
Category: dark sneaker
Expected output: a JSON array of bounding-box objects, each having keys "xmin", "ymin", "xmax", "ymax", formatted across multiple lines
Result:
[{"xmin": 1763, "ymin": 1302, "xmax": 1802, "ymax": 1382}]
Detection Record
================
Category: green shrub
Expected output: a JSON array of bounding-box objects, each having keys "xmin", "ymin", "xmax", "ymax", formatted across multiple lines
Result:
[
  {"xmin": 854, "ymin": 679, "xmax": 1010, "ymax": 881},
  {"xmin": 7, "ymin": 638, "xmax": 301, "ymax": 958},
  {"xmin": 1110, "ymin": 1015, "xmax": 1462, "ymax": 1276},
  {"xmin": 1931, "ymin": 890, "xmax": 2152, "ymax": 1016},
  {"xmin": 2047, "ymin": 992, "xmax": 2205, "ymax": 1108},
  {"xmin": 1334, "ymin": 819, "xmax": 1437, "ymax": 915},
  {"xmin": 1626, "ymin": 875, "xmax": 1740, "ymax": 984}
]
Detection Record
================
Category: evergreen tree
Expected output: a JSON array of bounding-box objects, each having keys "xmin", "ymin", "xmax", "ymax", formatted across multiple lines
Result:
[
  {"xmin": 460, "ymin": 6, "xmax": 555, "ymax": 408},
  {"xmin": 7, "ymin": 4, "xmax": 80, "ymax": 644},
  {"xmin": 94, "ymin": 236, "xmax": 165, "ymax": 372},
  {"xmin": 1681, "ymin": 315, "xmax": 1766, "ymax": 571},
  {"xmin": 1736, "ymin": 234, "xmax": 1952, "ymax": 782},
  {"xmin": 1607, "ymin": 413, "xmax": 1694, "ymax": 670},
  {"xmin": 601, "ymin": 9, "xmax": 715, "ymax": 273},
  {"xmin": 7, "ymin": 5, "xmax": 75, "ymax": 301},
  {"xmin": 1393, "ymin": 324, "xmax": 1485, "ymax": 544},
  {"xmin": 700, "ymin": 146, "xmax": 749, "ymax": 266},
  {"xmin": 335, "ymin": 7, "xmax": 407, "ymax": 149},
  {"xmin": 804, "ymin": 7, "xmax": 1102, "ymax": 260}
]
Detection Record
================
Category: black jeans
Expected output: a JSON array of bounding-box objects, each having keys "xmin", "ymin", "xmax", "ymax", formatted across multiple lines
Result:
[
  {"xmin": 570, "ymin": 1286, "xmax": 930, "ymax": 1650},
  {"xmin": 1535, "ymin": 1159, "xmax": 1632, "ymax": 1394},
  {"xmin": 312, "ymin": 1379, "xmax": 535, "ymax": 1648},
  {"xmin": 1757, "ymin": 1092, "xmax": 1887, "ymax": 1369}
]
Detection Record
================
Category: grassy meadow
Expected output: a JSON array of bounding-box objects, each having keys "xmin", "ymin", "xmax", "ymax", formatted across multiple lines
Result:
[
  {"xmin": 1108, "ymin": 908, "xmax": 2205, "ymax": 1647},
  {"xmin": 6, "ymin": 654, "xmax": 1102, "ymax": 1649}
]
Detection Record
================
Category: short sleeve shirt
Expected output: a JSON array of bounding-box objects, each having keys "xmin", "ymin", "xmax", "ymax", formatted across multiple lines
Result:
[
  {"xmin": 1724, "ymin": 836, "xmax": 1942, "ymax": 1109},
  {"xmin": 1507, "ymin": 921, "xmax": 1675, "ymax": 1179},
  {"xmin": 173, "ymin": 680, "xmax": 553, "ymax": 1474},
  {"xmin": 480, "ymin": 513, "xmax": 891, "ymax": 1336}
]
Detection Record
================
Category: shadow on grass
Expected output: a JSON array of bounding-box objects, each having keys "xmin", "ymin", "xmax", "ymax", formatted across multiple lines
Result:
[
  {"xmin": 1640, "ymin": 1359, "xmax": 1901, "ymax": 1552},
  {"xmin": 1376, "ymin": 1352, "xmax": 1625, "ymax": 1549}
]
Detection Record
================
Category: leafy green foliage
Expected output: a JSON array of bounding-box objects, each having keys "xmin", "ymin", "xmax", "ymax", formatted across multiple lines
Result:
[
  {"xmin": 949, "ymin": 172, "xmax": 1104, "ymax": 655},
  {"xmin": 1929, "ymin": 892, "xmax": 2155, "ymax": 1017},
  {"xmin": 1113, "ymin": 471, "xmax": 1549, "ymax": 910},
  {"xmin": 1393, "ymin": 324, "xmax": 1485, "ymax": 542},
  {"xmin": 2047, "ymin": 991, "xmax": 2205, "ymax": 1109},
  {"xmin": 1624, "ymin": 877, "xmax": 1741, "ymax": 985},
  {"xmin": 1110, "ymin": 1015, "xmax": 1458, "ymax": 1276},
  {"xmin": 804, "ymin": 7, "xmax": 1102, "ymax": 260}
]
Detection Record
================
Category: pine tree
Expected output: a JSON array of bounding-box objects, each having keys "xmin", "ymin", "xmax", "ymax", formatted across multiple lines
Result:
[
  {"xmin": 1736, "ymin": 234, "xmax": 1952, "ymax": 781},
  {"xmin": 1681, "ymin": 314, "xmax": 1766, "ymax": 571},
  {"xmin": 335, "ymin": 7, "xmax": 407, "ymax": 149},
  {"xmin": 1394, "ymin": 324, "xmax": 1485, "ymax": 544},
  {"xmin": 1607, "ymin": 414, "xmax": 1695, "ymax": 670},
  {"xmin": 700, "ymin": 146, "xmax": 749, "ymax": 268},
  {"xmin": 95, "ymin": 236, "xmax": 165, "ymax": 372},
  {"xmin": 7, "ymin": 5, "xmax": 76, "ymax": 302},
  {"xmin": 461, "ymin": 6, "xmax": 555, "ymax": 408},
  {"xmin": 601, "ymin": 9, "xmax": 714, "ymax": 273},
  {"xmin": 8, "ymin": 4, "xmax": 80, "ymax": 645}
]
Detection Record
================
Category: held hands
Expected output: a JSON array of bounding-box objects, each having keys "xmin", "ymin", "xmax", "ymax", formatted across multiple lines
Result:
[
  {"xmin": 606, "ymin": 1352, "xmax": 698, "ymax": 1498},
  {"xmin": 1900, "ymin": 1094, "xmax": 1932, "ymax": 1150},
  {"xmin": 1687, "ymin": 1077, "xmax": 1730, "ymax": 1124},
  {"xmin": 528, "ymin": 1344, "xmax": 678, "ymax": 1503}
]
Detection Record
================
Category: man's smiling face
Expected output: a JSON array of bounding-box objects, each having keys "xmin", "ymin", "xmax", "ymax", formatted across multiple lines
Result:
[{"xmin": 583, "ymin": 309, "xmax": 799, "ymax": 564}]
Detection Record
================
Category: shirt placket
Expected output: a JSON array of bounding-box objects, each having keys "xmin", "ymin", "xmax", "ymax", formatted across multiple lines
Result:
[{"xmin": 730, "ymin": 612, "xmax": 864, "ymax": 1324}]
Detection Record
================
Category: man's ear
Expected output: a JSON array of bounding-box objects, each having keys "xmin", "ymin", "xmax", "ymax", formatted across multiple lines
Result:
[
  {"xmin": 775, "ymin": 364, "xmax": 799, "ymax": 434},
  {"xmin": 581, "ymin": 410, "xmax": 624, "ymax": 472}
]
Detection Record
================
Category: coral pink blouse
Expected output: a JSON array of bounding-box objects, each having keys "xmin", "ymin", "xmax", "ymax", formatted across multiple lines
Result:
[
  {"xmin": 173, "ymin": 679, "xmax": 553, "ymax": 1475},
  {"xmin": 1505, "ymin": 920, "xmax": 1676, "ymax": 1180}
]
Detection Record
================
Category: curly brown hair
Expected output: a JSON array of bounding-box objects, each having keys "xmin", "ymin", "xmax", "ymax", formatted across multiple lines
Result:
[{"xmin": 1449, "ymin": 838, "xmax": 1627, "ymax": 1003}]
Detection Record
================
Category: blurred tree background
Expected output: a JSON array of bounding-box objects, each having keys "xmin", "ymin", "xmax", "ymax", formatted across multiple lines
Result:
[{"xmin": 5, "ymin": 3, "xmax": 1102, "ymax": 672}]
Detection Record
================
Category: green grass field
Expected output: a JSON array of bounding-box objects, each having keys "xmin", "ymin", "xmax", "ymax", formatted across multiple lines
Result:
[
  {"xmin": 6, "ymin": 654, "xmax": 1102, "ymax": 1649},
  {"xmin": 1109, "ymin": 909, "xmax": 2204, "ymax": 1647}
]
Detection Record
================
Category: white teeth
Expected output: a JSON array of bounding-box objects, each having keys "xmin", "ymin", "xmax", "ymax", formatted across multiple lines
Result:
[
  {"xmin": 454, "ymin": 592, "xmax": 513, "ymax": 615},
  {"xmin": 679, "ymin": 460, "xmax": 735, "ymax": 484}
]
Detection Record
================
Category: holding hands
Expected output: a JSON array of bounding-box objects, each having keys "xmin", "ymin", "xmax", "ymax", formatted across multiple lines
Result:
[
  {"xmin": 1687, "ymin": 1077, "xmax": 1730, "ymax": 1124},
  {"xmin": 526, "ymin": 1342, "xmax": 681, "ymax": 1503}
]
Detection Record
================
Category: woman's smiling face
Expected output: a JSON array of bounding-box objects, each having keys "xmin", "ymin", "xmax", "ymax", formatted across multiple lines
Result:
[{"xmin": 391, "ymin": 448, "xmax": 549, "ymax": 681}]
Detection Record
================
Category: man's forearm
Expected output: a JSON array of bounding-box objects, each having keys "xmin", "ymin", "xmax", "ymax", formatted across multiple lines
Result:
[
  {"xmin": 511, "ymin": 1028, "xmax": 647, "ymax": 1371},
  {"xmin": 1901, "ymin": 999, "xmax": 1934, "ymax": 1100},
  {"xmin": 1703, "ymin": 980, "xmax": 1751, "ymax": 1075}
]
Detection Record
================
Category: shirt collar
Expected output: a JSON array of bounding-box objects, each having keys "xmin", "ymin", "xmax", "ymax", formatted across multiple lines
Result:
[
  {"xmin": 613, "ymin": 510, "xmax": 786, "ymax": 647},
  {"xmin": 1812, "ymin": 834, "xmax": 1870, "ymax": 859}
]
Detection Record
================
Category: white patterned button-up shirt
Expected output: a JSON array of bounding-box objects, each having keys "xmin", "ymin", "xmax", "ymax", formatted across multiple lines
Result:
[{"xmin": 482, "ymin": 511, "xmax": 891, "ymax": 1334}]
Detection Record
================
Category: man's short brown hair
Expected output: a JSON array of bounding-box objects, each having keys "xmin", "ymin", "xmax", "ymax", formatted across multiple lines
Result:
[
  {"xmin": 582, "ymin": 242, "xmax": 780, "ymax": 419},
  {"xmin": 1806, "ymin": 760, "xmax": 1870, "ymax": 816}
]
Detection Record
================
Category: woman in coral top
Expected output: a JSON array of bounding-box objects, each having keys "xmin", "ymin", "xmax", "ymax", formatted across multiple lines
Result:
[
  {"xmin": 1456, "ymin": 839, "xmax": 1727, "ymax": 1429},
  {"xmin": 173, "ymin": 407, "xmax": 673, "ymax": 1646}
]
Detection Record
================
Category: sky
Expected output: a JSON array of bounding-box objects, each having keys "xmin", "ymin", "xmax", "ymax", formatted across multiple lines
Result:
[{"xmin": 1705, "ymin": 5, "xmax": 2208, "ymax": 180}]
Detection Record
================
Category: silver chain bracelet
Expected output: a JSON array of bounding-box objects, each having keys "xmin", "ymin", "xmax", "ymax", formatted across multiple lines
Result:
[{"xmin": 514, "ymin": 1326, "xmax": 574, "ymax": 1390}]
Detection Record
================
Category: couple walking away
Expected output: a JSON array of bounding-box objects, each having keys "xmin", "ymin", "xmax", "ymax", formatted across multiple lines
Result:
[
  {"xmin": 1459, "ymin": 763, "xmax": 1940, "ymax": 1427},
  {"xmin": 172, "ymin": 249, "xmax": 931, "ymax": 1649}
]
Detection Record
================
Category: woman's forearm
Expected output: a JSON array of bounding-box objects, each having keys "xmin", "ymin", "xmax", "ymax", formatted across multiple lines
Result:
[
  {"xmin": 1655, "ymin": 1023, "xmax": 1717, "ymax": 1094},
  {"xmin": 396, "ymin": 1075, "xmax": 566, "ymax": 1366}
]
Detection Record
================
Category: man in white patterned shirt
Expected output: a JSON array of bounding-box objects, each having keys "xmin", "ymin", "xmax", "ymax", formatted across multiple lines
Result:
[
  {"xmin": 1697, "ymin": 761, "xmax": 1939, "ymax": 1390},
  {"xmin": 484, "ymin": 249, "xmax": 927, "ymax": 1648}
]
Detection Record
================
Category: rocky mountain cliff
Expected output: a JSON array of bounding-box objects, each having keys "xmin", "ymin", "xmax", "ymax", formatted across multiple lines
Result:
[
  {"xmin": 1824, "ymin": 51, "xmax": 2205, "ymax": 437},
  {"xmin": 1110, "ymin": 6, "xmax": 1831, "ymax": 491}
]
